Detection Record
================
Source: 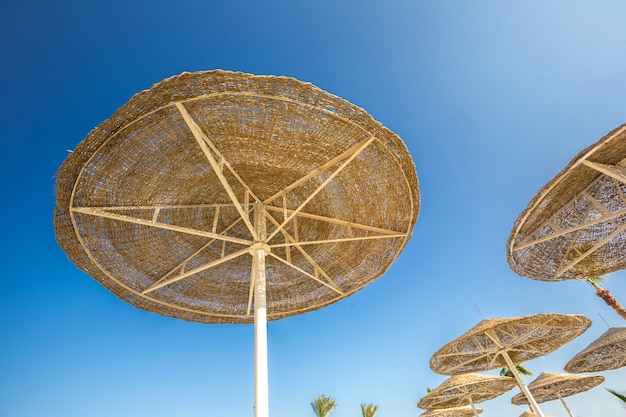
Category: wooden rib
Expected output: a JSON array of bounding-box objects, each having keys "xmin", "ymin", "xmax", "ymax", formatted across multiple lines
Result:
[
  {"xmin": 266, "ymin": 136, "xmax": 376, "ymax": 242},
  {"xmin": 513, "ymin": 176, "xmax": 624, "ymax": 251},
  {"xmin": 512, "ymin": 208, "xmax": 626, "ymax": 251},
  {"xmin": 142, "ymin": 247, "xmax": 250, "ymax": 294},
  {"xmin": 150, "ymin": 218, "xmax": 244, "ymax": 289},
  {"xmin": 264, "ymin": 209, "xmax": 341, "ymax": 292},
  {"xmin": 264, "ymin": 205, "xmax": 404, "ymax": 235},
  {"xmin": 283, "ymin": 196, "xmax": 291, "ymax": 263},
  {"xmin": 212, "ymin": 206, "xmax": 220, "ymax": 234},
  {"xmin": 175, "ymin": 102, "xmax": 258, "ymax": 240},
  {"xmin": 554, "ymin": 221, "xmax": 626, "ymax": 277},
  {"xmin": 71, "ymin": 206, "xmax": 251, "ymax": 246},
  {"xmin": 83, "ymin": 203, "xmax": 243, "ymax": 211},
  {"xmin": 246, "ymin": 254, "xmax": 256, "ymax": 316},
  {"xmin": 513, "ymin": 171, "xmax": 603, "ymax": 250},
  {"xmin": 264, "ymin": 136, "xmax": 376, "ymax": 205},
  {"xmin": 267, "ymin": 252, "xmax": 343, "ymax": 294},
  {"xmin": 269, "ymin": 234, "xmax": 405, "ymax": 248},
  {"xmin": 582, "ymin": 160, "xmax": 626, "ymax": 184}
]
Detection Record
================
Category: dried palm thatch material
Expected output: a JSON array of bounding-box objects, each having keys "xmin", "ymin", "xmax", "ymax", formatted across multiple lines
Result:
[
  {"xmin": 419, "ymin": 405, "xmax": 482, "ymax": 417},
  {"xmin": 430, "ymin": 314, "xmax": 591, "ymax": 375},
  {"xmin": 507, "ymin": 124, "xmax": 626, "ymax": 280},
  {"xmin": 511, "ymin": 372, "xmax": 604, "ymax": 404},
  {"xmin": 54, "ymin": 70, "xmax": 420, "ymax": 324},
  {"xmin": 564, "ymin": 327, "xmax": 626, "ymax": 373},
  {"xmin": 418, "ymin": 373, "xmax": 517, "ymax": 410}
]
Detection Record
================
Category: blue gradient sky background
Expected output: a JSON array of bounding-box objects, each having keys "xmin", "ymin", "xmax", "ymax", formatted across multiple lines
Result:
[{"xmin": 1, "ymin": 1, "xmax": 626, "ymax": 416}]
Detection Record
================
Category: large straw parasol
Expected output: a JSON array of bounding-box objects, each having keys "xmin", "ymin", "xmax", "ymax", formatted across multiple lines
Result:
[
  {"xmin": 53, "ymin": 70, "xmax": 420, "ymax": 417},
  {"xmin": 429, "ymin": 313, "xmax": 591, "ymax": 417},
  {"xmin": 507, "ymin": 124, "xmax": 626, "ymax": 281},
  {"xmin": 511, "ymin": 372, "xmax": 604, "ymax": 417},
  {"xmin": 564, "ymin": 327, "xmax": 626, "ymax": 373},
  {"xmin": 419, "ymin": 405, "xmax": 483, "ymax": 417},
  {"xmin": 418, "ymin": 373, "xmax": 517, "ymax": 417}
]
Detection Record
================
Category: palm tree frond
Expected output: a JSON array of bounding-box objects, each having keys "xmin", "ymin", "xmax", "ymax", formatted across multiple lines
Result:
[
  {"xmin": 607, "ymin": 388, "xmax": 626, "ymax": 404},
  {"xmin": 361, "ymin": 403, "xmax": 379, "ymax": 417},
  {"xmin": 311, "ymin": 395, "xmax": 337, "ymax": 417},
  {"xmin": 500, "ymin": 364, "xmax": 532, "ymax": 377}
]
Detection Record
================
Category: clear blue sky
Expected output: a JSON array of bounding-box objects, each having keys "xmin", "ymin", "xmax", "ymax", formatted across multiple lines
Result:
[{"xmin": 1, "ymin": 1, "xmax": 625, "ymax": 417}]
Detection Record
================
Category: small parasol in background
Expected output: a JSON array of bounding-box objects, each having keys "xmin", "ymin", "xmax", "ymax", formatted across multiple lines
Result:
[
  {"xmin": 511, "ymin": 372, "xmax": 604, "ymax": 417},
  {"xmin": 53, "ymin": 70, "xmax": 420, "ymax": 417},
  {"xmin": 429, "ymin": 313, "xmax": 591, "ymax": 417},
  {"xmin": 507, "ymin": 124, "xmax": 626, "ymax": 319},
  {"xmin": 419, "ymin": 405, "xmax": 483, "ymax": 417},
  {"xmin": 417, "ymin": 373, "xmax": 517, "ymax": 417},
  {"xmin": 564, "ymin": 327, "xmax": 626, "ymax": 373}
]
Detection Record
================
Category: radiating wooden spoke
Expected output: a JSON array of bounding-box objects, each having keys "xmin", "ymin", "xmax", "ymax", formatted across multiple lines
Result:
[
  {"xmin": 554, "ymin": 221, "xmax": 626, "ymax": 277},
  {"xmin": 142, "ymin": 247, "xmax": 250, "ymax": 294},
  {"xmin": 583, "ymin": 159, "xmax": 626, "ymax": 184},
  {"xmin": 269, "ymin": 234, "xmax": 405, "ymax": 248},
  {"xmin": 77, "ymin": 203, "xmax": 243, "ymax": 211},
  {"xmin": 175, "ymin": 102, "xmax": 259, "ymax": 240},
  {"xmin": 246, "ymin": 258, "xmax": 256, "ymax": 317},
  {"xmin": 266, "ymin": 136, "xmax": 376, "ymax": 242},
  {"xmin": 267, "ymin": 252, "xmax": 343, "ymax": 294},
  {"xmin": 263, "ymin": 210, "xmax": 342, "ymax": 292},
  {"xmin": 71, "ymin": 206, "xmax": 252, "ymax": 246},
  {"xmin": 513, "ymin": 176, "xmax": 626, "ymax": 252},
  {"xmin": 264, "ymin": 206, "xmax": 404, "ymax": 236},
  {"xmin": 151, "ymin": 218, "xmax": 244, "ymax": 290},
  {"xmin": 264, "ymin": 136, "xmax": 377, "ymax": 205}
]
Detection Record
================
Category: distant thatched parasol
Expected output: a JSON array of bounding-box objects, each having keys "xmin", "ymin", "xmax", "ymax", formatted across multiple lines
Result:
[
  {"xmin": 419, "ymin": 405, "xmax": 483, "ymax": 417},
  {"xmin": 564, "ymin": 327, "xmax": 626, "ymax": 373},
  {"xmin": 508, "ymin": 124, "xmax": 626, "ymax": 281},
  {"xmin": 54, "ymin": 70, "xmax": 420, "ymax": 417},
  {"xmin": 511, "ymin": 372, "xmax": 604, "ymax": 417},
  {"xmin": 418, "ymin": 373, "xmax": 517, "ymax": 416},
  {"xmin": 430, "ymin": 313, "xmax": 591, "ymax": 417}
]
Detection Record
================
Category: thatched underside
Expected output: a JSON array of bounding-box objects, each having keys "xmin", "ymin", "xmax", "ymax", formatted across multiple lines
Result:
[
  {"xmin": 419, "ymin": 406, "xmax": 482, "ymax": 417},
  {"xmin": 508, "ymin": 124, "xmax": 626, "ymax": 280},
  {"xmin": 510, "ymin": 372, "xmax": 604, "ymax": 405},
  {"xmin": 564, "ymin": 327, "xmax": 626, "ymax": 373},
  {"xmin": 54, "ymin": 70, "xmax": 420, "ymax": 324},
  {"xmin": 417, "ymin": 374, "xmax": 517, "ymax": 410},
  {"xmin": 430, "ymin": 314, "xmax": 591, "ymax": 375}
]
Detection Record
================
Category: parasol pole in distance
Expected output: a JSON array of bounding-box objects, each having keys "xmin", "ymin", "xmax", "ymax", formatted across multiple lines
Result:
[
  {"xmin": 485, "ymin": 329, "xmax": 545, "ymax": 417},
  {"xmin": 556, "ymin": 393, "xmax": 575, "ymax": 417},
  {"xmin": 467, "ymin": 396, "xmax": 480, "ymax": 417}
]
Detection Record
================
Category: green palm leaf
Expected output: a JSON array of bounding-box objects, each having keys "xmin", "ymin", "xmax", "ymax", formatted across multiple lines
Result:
[
  {"xmin": 607, "ymin": 388, "xmax": 626, "ymax": 405},
  {"xmin": 311, "ymin": 395, "xmax": 337, "ymax": 417},
  {"xmin": 361, "ymin": 403, "xmax": 380, "ymax": 417}
]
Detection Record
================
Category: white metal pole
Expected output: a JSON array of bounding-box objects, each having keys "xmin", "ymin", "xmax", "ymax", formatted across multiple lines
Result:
[
  {"xmin": 252, "ymin": 204, "xmax": 270, "ymax": 417},
  {"xmin": 500, "ymin": 351, "xmax": 545, "ymax": 417},
  {"xmin": 557, "ymin": 393, "xmax": 576, "ymax": 417}
]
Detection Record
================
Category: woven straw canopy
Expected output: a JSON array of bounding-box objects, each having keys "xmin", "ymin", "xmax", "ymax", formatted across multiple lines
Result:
[
  {"xmin": 564, "ymin": 327, "xmax": 626, "ymax": 373},
  {"xmin": 418, "ymin": 374, "xmax": 517, "ymax": 410},
  {"xmin": 510, "ymin": 372, "xmax": 604, "ymax": 405},
  {"xmin": 54, "ymin": 70, "xmax": 420, "ymax": 324},
  {"xmin": 508, "ymin": 124, "xmax": 626, "ymax": 281},
  {"xmin": 419, "ymin": 405, "xmax": 482, "ymax": 417},
  {"xmin": 430, "ymin": 314, "xmax": 591, "ymax": 375}
]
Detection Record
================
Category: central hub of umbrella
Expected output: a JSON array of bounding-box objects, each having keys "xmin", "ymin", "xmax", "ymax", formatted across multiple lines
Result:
[{"xmin": 248, "ymin": 242, "xmax": 271, "ymax": 255}]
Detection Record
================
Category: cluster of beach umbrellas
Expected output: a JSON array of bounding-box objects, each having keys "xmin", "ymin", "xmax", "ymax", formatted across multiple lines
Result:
[
  {"xmin": 419, "ymin": 125, "xmax": 626, "ymax": 417},
  {"xmin": 53, "ymin": 69, "xmax": 625, "ymax": 417}
]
